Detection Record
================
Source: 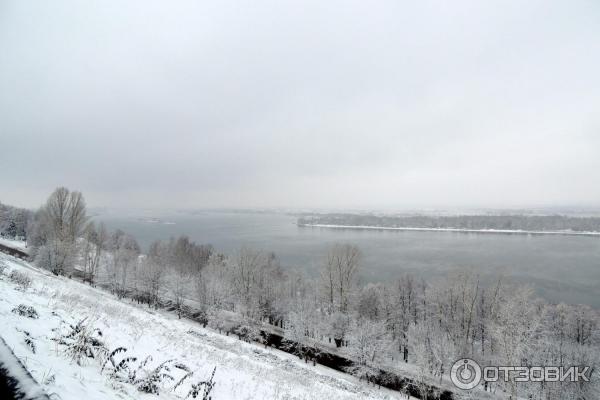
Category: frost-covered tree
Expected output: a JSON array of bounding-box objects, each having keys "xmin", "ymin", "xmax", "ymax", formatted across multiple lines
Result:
[
  {"xmin": 347, "ymin": 319, "xmax": 392, "ymax": 380},
  {"xmin": 329, "ymin": 311, "xmax": 351, "ymax": 348},
  {"xmin": 232, "ymin": 247, "xmax": 265, "ymax": 317},
  {"xmin": 139, "ymin": 246, "xmax": 166, "ymax": 308},
  {"xmin": 107, "ymin": 230, "xmax": 140, "ymax": 298},
  {"xmin": 196, "ymin": 252, "xmax": 232, "ymax": 311},
  {"xmin": 169, "ymin": 269, "xmax": 192, "ymax": 319},
  {"xmin": 35, "ymin": 239, "xmax": 76, "ymax": 276},
  {"xmin": 321, "ymin": 244, "xmax": 361, "ymax": 313},
  {"xmin": 81, "ymin": 222, "xmax": 107, "ymax": 285},
  {"xmin": 32, "ymin": 187, "xmax": 87, "ymax": 275},
  {"xmin": 41, "ymin": 187, "xmax": 87, "ymax": 243},
  {"xmin": 0, "ymin": 202, "xmax": 32, "ymax": 240},
  {"xmin": 489, "ymin": 286, "xmax": 542, "ymax": 398},
  {"xmin": 357, "ymin": 283, "xmax": 382, "ymax": 320},
  {"xmin": 285, "ymin": 296, "xmax": 322, "ymax": 361},
  {"xmin": 170, "ymin": 236, "xmax": 213, "ymax": 274}
]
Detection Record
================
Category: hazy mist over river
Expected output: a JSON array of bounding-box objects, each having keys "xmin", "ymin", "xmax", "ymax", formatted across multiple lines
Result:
[{"xmin": 93, "ymin": 210, "xmax": 600, "ymax": 308}]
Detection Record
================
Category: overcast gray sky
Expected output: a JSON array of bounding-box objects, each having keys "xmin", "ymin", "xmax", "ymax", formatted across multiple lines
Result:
[{"xmin": 1, "ymin": 1, "xmax": 599, "ymax": 210}]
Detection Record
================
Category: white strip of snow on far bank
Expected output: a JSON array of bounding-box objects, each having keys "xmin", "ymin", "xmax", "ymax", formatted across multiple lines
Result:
[{"xmin": 299, "ymin": 224, "xmax": 600, "ymax": 236}]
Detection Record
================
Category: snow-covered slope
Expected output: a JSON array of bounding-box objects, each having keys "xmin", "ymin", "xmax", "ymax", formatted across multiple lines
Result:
[
  {"xmin": 0, "ymin": 238, "xmax": 28, "ymax": 252},
  {"xmin": 0, "ymin": 253, "xmax": 409, "ymax": 400}
]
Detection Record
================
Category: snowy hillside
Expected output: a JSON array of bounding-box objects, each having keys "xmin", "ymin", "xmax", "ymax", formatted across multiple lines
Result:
[
  {"xmin": 0, "ymin": 237, "xmax": 29, "ymax": 252},
  {"xmin": 0, "ymin": 252, "xmax": 410, "ymax": 400}
]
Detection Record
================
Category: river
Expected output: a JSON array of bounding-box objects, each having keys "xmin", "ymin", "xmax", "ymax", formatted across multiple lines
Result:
[{"xmin": 94, "ymin": 210, "xmax": 600, "ymax": 308}]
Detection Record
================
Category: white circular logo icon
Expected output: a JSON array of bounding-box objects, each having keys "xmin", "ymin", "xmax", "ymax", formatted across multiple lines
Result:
[{"xmin": 450, "ymin": 358, "xmax": 482, "ymax": 390}]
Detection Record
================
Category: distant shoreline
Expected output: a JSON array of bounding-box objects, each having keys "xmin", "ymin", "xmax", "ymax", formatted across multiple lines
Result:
[{"xmin": 297, "ymin": 223, "xmax": 600, "ymax": 237}]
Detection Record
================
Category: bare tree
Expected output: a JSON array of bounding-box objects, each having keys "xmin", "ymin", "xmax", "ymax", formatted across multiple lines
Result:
[
  {"xmin": 107, "ymin": 230, "xmax": 140, "ymax": 298},
  {"xmin": 329, "ymin": 311, "xmax": 351, "ymax": 348},
  {"xmin": 140, "ymin": 248, "xmax": 166, "ymax": 309},
  {"xmin": 197, "ymin": 252, "xmax": 234, "ymax": 313},
  {"xmin": 170, "ymin": 236, "xmax": 213, "ymax": 274},
  {"xmin": 35, "ymin": 239, "xmax": 76, "ymax": 276},
  {"xmin": 33, "ymin": 187, "xmax": 88, "ymax": 275},
  {"xmin": 169, "ymin": 269, "xmax": 192, "ymax": 319},
  {"xmin": 347, "ymin": 318, "xmax": 391, "ymax": 381},
  {"xmin": 285, "ymin": 299, "xmax": 314, "ymax": 361},
  {"xmin": 232, "ymin": 247, "xmax": 265, "ymax": 317},
  {"xmin": 81, "ymin": 222, "xmax": 107, "ymax": 285},
  {"xmin": 321, "ymin": 244, "xmax": 361, "ymax": 313},
  {"xmin": 42, "ymin": 187, "xmax": 87, "ymax": 243},
  {"xmin": 491, "ymin": 286, "xmax": 542, "ymax": 399}
]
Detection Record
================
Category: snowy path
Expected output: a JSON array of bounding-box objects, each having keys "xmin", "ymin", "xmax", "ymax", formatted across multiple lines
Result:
[{"xmin": 0, "ymin": 238, "xmax": 29, "ymax": 253}]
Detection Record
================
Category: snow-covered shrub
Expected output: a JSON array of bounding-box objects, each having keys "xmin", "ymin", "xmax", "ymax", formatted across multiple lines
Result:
[
  {"xmin": 11, "ymin": 304, "xmax": 39, "ymax": 319},
  {"xmin": 208, "ymin": 313, "xmax": 228, "ymax": 334},
  {"xmin": 8, "ymin": 270, "xmax": 32, "ymax": 290},
  {"xmin": 22, "ymin": 330, "xmax": 36, "ymax": 354},
  {"xmin": 55, "ymin": 318, "xmax": 107, "ymax": 366},
  {"xmin": 345, "ymin": 319, "xmax": 392, "ymax": 381},
  {"xmin": 330, "ymin": 312, "xmax": 350, "ymax": 348},
  {"xmin": 194, "ymin": 308, "xmax": 209, "ymax": 328},
  {"xmin": 132, "ymin": 356, "xmax": 189, "ymax": 395},
  {"xmin": 186, "ymin": 367, "xmax": 216, "ymax": 400},
  {"xmin": 346, "ymin": 363, "xmax": 378, "ymax": 384},
  {"xmin": 58, "ymin": 324, "xmax": 214, "ymax": 397},
  {"xmin": 102, "ymin": 349, "xmax": 196, "ymax": 396},
  {"xmin": 0, "ymin": 260, "xmax": 7, "ymax": 275},
  {"xmin": 233, "ymin": 318, "xmax": 262, "ymax": 343},
  {"xmin": 35, "ymin": 239, "xmax": 76, "ymax": 276},
  {"xmin": 172, "ymin": 365, "xmax": 194, "ymax": 394},
  {"xmin": 42, "ymin": 370, "xmax": 56, "ymax": 385},
  {"xmin": 101, "ymin": 347, "xmax": 138, "ymax": 383}
]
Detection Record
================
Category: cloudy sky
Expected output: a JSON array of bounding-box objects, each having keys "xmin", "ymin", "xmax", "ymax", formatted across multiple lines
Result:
[{"xmin": 1, "ymin": 1, "xmax": 599, "ymax": 210}]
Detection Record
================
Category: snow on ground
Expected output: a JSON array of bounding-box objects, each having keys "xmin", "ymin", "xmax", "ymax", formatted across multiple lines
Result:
[
  {"xmin": 0, "ymin": 253, "xmax": 413, "ymax": 400},
  {"xmin": 0, "ymin": 238, "xmax": 29, "ymax": 252},
  {"xmin": 0, "ymin": 336, "xmax": 50, "ymax": 400},
  {"xmin": 299, "ymin": 223, "xmax": 600, "ymax": 236}
]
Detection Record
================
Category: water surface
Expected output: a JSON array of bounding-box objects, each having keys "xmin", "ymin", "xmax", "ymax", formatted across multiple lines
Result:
[{"xmin": 95, "ymin": 211, "xmax": 600, "ymax": 307}]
